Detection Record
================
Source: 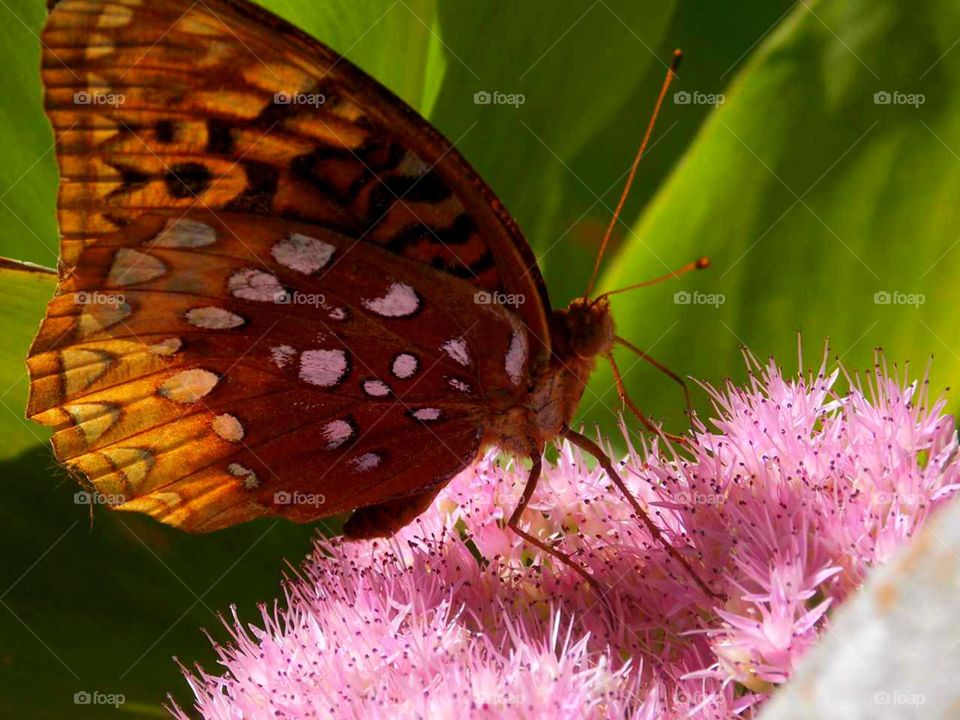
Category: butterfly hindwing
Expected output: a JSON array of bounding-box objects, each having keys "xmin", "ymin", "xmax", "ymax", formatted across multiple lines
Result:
[{"xmin": 28, "ymin": 211, "xmax": 535, "ymax": 530}]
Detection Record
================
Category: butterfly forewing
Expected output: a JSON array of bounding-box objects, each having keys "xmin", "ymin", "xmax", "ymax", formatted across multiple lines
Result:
[
  {"xmin": 31, "ymin": 0, "xmax": 550, "ymax": 531},
  {"xmin": 42, "ymin": 0, "xmax": 549, "ymax": 338}
]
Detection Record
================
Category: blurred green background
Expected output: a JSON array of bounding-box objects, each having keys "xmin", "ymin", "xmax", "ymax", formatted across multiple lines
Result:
[{"xmin": 1, "ymin": 0, "xmax": 958, "ymax": 716}]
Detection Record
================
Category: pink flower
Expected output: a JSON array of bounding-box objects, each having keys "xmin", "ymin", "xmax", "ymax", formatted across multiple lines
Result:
[{"xmin": 171, "ymin": 353, "xmax": 958, "ymax": 719}]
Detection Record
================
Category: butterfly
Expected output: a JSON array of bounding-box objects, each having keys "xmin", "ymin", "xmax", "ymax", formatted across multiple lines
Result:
[{"xmin": 29, "ymin": 0, "xmax": 713, "ymax": 597}]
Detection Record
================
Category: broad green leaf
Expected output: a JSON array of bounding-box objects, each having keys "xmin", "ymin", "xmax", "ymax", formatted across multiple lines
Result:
[
  {"xmin": 431, "ymin": 0, "xmax": 676, "ymax": 304},
  {"xmin": 263, "ymin": 0, "xmax": 441, "ymax": 110},
  {"xmin": 0, "ymin": 261, "xmax": 55, "ymax": 460},
  {"xmin": 0, "ymin": 444, "xmax": 322, "ymax": 719},
  {"xmin": 591, "ymin": 0, "xmax": 960, "ymax": 435},
  {"xmin": 0, "ymin": 0, "xmax": 57, "ymax": 266}
]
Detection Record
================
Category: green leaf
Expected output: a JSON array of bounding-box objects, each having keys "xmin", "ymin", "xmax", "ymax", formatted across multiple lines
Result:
[
  {"xmin": 0, "ymin": 0, "xmax": 57, "ymax": 266},
  {"xmin": 430, "ymin": 0, "xmax": 676, "ymax": 303},
  {"xmin": 0, "ymin": 261, "xmax": 54, "ymax": 460},
  {"xmin": 590, "ymin": 0, "xmax": 960, "ymax": 435}
]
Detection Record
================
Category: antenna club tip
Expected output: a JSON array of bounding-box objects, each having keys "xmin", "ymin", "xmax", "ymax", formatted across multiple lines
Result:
[
  {"xmin": 671, "ymin": 49, "xmax": 683, "ymax": 71},
  {"xmin": 695, "ymin": 256, "xmax": 710, "ymax": 269}
]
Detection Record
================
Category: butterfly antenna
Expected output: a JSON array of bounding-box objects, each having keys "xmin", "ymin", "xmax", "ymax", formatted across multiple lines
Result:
[
  {"xmin": 583, "ymin": 49, "xmax": 683, "ymax": 300},
  {"xmin": 596, "ymin": 255, "xmax": 709, "ymax": 302}
]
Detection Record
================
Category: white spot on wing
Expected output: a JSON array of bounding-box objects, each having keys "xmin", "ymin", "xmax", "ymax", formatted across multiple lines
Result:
[
  {"xmin": 448, "ymin": 378, "xmax": 471, "ymax": 393},
  {"xmin": 412, "ymin": 408, "xmax": 442, "ymax": 422},
  {"xmin": 212, "ymin": 413, "xmax": 244, "ymax": 442},
  {"xmin": 441, "ymin": 338, "xmax": 471, "ymax": 366},
  {"xmin": 271, "ymin": 233, "xmax": 335, "ymax": 274},
  {"xmin": 505, "ymin": 330, "xmax": 528, "ymax": 385},
  {"xmin": 321, "ymin": 419, "xmax": 354, "ymax": 449},
  {"xmin": 185, "ymin": 306, "xmax": 245, "ymax": 329},
  {"xmin": 149, "ymin": 338, "xmax": 182, "ymax": 356},
  {"xmin": 229, "ymin": 268, "xmax": 287, "ymax": 303},
  {"xmin": 270, "ymin": 344, "xmax": 296, "ymax": 369},
  {"xmin": 152, "ymin": 218, "xmax": 216, "ymax": 248},
  {"xmin": 107, "ymin": 248, "xmax": 167, "ymax": 286},
  {"xmin": 397, "ymin": 152, "xmax": 430, "ymax": 177},
  {"xmin": 362, "ymin": 282, "xmax": 419, "ymax": 317},
  {"xmin": 299, "ymin": 349, "xmax": 348, "ymax": 387},
  {"xmin": 159, "ymin": 369, "xmax": 218, "ymax": 403},
  {"xmin": 227, "ymin": 463, "xmax": 259, "ymax": 489},
  {"xmin": 350, "ymin": 452, "xmax": 381, "ymax": 472},
  {"xmin": 392, "ymin": 353, "xmax": 418, "ymax": 379},
  {"xmin": 363, "ymin": 379, "xmax": 391, "ymax": 397}
]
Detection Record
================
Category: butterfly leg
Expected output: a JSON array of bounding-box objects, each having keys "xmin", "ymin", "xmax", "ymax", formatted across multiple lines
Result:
[
  {"xmin": 606, "ymin": 352, "xmax": 689, "ymax": 445},
  {"xmin": 343, "ymin": 485, "xmax": 444, "ymax": 540},
  {"xmin": 614, "ymin": 336, "xmax": 692, "ymax": 414},
  {"xmin": 507, "ymin": 453, "xmax": 614, "ymax": 621},
  {"xmin": 560, "ymin": 426, "xmax": 722, "ymax": 600}
]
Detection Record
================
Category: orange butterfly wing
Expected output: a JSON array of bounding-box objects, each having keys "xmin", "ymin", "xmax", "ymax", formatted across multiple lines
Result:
[{"xmin": 30, "ymin": 0, "xmax": 548, "ymax": 531}]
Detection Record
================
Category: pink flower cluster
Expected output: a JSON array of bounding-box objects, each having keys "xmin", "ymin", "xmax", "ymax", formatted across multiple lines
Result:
[{"xmin": 172, "ymin": 354, "xmax": 958, "ymax": 719}]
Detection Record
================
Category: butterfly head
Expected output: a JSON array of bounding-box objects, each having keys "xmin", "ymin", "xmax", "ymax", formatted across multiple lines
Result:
[{"xmin": 560, "ymin": 296, "xmax": 616, "ymax": 361}]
